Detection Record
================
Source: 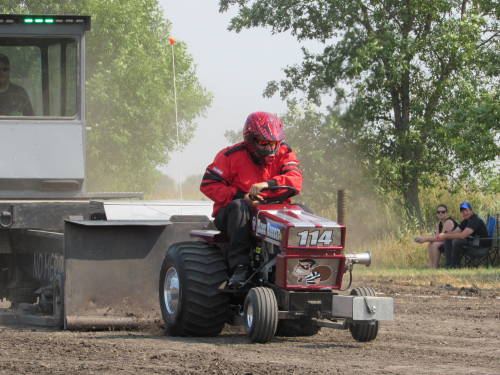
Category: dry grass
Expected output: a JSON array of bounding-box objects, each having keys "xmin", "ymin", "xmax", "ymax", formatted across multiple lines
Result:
[
  {"xmin": 418, "ymin": 185, "xmax": 500, "ymax": 229},
  {"xmin": 356, "ymin": 233, "xmax": 428, "ymax": 268},
  {"xmin": 354, "ymin": 266, "xmax": 500, "ymax": 290}
]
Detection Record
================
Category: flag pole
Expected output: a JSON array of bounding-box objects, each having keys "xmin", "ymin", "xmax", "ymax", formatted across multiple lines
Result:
[{"xmin": 169, "ymin": 37, "xmax": 183, "ymax": 200}]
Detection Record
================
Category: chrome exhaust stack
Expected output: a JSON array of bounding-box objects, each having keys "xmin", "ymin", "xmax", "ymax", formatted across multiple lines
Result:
[{"xmin": 345, "ymin": 252, "xmax": 371, "ymax": 267}]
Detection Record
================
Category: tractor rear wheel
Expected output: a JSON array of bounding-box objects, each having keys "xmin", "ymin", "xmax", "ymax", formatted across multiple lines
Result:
[
  {"xmin": 276, "ymin": 319, "xmax": 320, "ymax": 337},
  {"xmin": 243, "ymin": 287, "xmax": 278, "ymax": 343},
  {"xmin": 159, "ymin": 241, "xmax": 228, "ymax": 337},
  {"xmin": 349, "ymin": 286, "xmax": 379, "ymax": 342}
]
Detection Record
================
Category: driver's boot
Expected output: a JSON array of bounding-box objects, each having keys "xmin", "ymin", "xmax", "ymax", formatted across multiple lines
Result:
[{"xmin": 228, "ymin": 264, "xmax": 249, "ymax": 288}]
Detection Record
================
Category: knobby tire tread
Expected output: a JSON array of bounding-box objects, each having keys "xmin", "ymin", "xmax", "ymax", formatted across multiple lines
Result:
[
  {"xmin": 160, "ymin": 241, "xmax": 228, "ymax": 337},
  {"xmin": 246, "ymin": 287, "xmax": 278, "ymax": 343}
]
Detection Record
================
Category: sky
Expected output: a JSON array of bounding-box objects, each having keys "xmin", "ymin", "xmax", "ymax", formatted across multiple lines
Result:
[{"xmin": 158, "ymin": 1, "xmax": 319, "ymax": 180}]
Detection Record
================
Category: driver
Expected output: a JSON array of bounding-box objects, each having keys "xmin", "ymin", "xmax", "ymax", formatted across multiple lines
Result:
[
  {"xmin": 200, "ymin": 112, "xmax": 303, "ymax": 286},
  {"xmin": 0, "ymin": 54, "xmax": 34, "ymax": 116}
]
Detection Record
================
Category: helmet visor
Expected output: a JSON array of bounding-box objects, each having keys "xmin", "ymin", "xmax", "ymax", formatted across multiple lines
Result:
[{"xmin": 255, "ymin": 139, "xmax": 281, "ymax": 147}]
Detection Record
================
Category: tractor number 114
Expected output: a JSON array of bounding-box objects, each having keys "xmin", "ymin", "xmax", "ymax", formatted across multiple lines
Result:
[{"xmin": 297, "ymin": 230, "xmax": 333, "ymax": 246}]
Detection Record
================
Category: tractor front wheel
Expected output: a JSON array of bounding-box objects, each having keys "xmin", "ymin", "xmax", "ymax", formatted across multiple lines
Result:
[
  {"xmin": 243, "ymin": 287, "xmax": 278, "ymax": 343},
  {"xmin": 349, "ymin": 286, "xmax": 379, "ymax": 342}
]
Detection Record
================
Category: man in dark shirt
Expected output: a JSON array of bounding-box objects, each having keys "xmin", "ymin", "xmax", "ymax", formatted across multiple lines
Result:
[
  {"xmin": 0, "ymin": 54, "xmax": 34, "ymax": 116},
  {"xmin": 438, "ymin": 202, "xmax": 491, "ymax": 267}
]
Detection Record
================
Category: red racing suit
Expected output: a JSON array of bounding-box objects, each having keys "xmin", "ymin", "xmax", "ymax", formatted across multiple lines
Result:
[{"xmin": 200, "ymin": 142, "xmax": 303, "ymax": 216}]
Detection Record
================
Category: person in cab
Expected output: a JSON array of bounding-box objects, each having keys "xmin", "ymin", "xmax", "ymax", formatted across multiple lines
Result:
[{"xmin": 0, "ymin": 53, "xmax": 34, "ymax": 116}]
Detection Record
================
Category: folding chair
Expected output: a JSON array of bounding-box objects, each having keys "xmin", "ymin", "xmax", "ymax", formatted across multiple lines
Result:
[{"xmin": 462, "ymin": 214, "xmax": 498, "ymax": 267}]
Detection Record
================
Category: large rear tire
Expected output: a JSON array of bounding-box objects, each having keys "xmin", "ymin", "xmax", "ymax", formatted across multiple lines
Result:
[
  {"xmin": 159, "ymin": 241, "xmax": 228, "ymax": 337},
  {"xmin": 276, "ymin": 319, "xmax": 320, "ymax": 337},
  {"xmin": 243, "ymin": 287, "xmax": 278, "ymax": 343},
  {"xmin": 349, "ymin": 286, "xmax": 379, "ymax": 342}
]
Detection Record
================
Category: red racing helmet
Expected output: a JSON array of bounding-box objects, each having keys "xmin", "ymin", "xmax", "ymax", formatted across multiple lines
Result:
[
  {"xmin": 243, "ymin": 112, "xmax": 285, "ymax": 144},
  {"xmin": 243, "ymin": 112, "xmax": 285, "ymax": 163}
]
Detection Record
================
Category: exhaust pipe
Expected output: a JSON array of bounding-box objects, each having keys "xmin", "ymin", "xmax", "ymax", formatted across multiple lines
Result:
[{"xmin": 345, "ymin": 252, "xmax": 371, "ymax": 267}]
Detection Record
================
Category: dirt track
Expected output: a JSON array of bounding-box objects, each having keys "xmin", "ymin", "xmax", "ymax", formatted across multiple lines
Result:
[{"xmin": 0, "ymin": 281, "xmax": 498, "ymax": 375}]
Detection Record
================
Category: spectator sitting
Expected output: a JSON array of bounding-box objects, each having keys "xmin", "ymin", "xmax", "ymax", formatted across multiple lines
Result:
[
  {"xmin": 0, "ymin": 53, "xmax": 34, "ymax": 116},
  {"xmin": 415, "ymin": 204, "xmax": 459, "ymax": 268},
  {"xmin": 437, "ymin": 202, "xmax": 492, "ymax": 268}
]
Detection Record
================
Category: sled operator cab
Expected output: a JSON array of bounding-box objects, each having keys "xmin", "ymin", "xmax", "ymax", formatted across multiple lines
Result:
[
  {"xmin": 0, "ymin": 14, "xmax": 213, "ymax": 330},
  {"xmin": 0, "ymin": 14, "xmax": 90, "ymax": 198}
]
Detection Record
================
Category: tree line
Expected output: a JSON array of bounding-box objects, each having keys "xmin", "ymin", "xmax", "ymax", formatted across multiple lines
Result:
[
  {"xmin": 220, "ymin": 0, "xmax": 499, "ymax": 225},
  {"xmin": 2, "ymin": 0, "xmax": 497, "ymax": 224}
]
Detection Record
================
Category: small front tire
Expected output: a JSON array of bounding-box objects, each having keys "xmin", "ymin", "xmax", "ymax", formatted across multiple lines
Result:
[
  {"xmin": 349, "ymin": 286, "xmax": 379, "ymax": 342},
  {"xmin": 244, "ymin": 287, "xmax": 278, "ymax": 343}
]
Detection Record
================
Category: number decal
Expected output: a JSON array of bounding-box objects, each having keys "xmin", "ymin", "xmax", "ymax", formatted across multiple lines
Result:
[
  {"xmin": 318, "ymin": 230, "xmax": 333, "ymax": 245},
  {"xmin": 296, "ymin": 230, "xmax": 334, "ymax": 246},
  {"xmin": 310, "ymin": 231, "xmax": 319, "ymax": 245},
  {"xmin": 298, "ymin": 230, "xmax": 309, "ymax": 246}
]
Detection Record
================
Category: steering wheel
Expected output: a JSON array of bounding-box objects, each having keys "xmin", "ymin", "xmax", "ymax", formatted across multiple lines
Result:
[{"xmin": 249, "ymin": 185, "xmax": 298, "ymax": 205}]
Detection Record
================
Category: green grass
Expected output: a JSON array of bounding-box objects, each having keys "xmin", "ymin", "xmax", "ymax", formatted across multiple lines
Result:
[{"xmin": 354, "ymin": 266, "xmax": 500, "ymax": 290}]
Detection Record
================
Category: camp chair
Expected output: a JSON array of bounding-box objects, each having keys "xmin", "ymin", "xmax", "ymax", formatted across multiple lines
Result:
[{"xmin": 462, "ymin": 214, "xmax": 498, "ymax": 267}]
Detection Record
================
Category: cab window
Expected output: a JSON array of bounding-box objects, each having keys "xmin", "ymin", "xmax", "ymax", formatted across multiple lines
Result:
[{"xmin": 0, "ymin": 37, "xmax": 78, "ymax": 118}]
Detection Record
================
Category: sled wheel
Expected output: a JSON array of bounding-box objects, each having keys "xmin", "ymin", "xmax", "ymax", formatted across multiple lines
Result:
[
  {"xmin": 244, "ymin": 287, "xmax": 278, "ymax": 343},
  {"xmin": 159, "ymin": 241, "xmax": 228, "ymax": 337},
  {"xmin": 276, "ymin": 318, "xmax": 320, "ymax": 337},
  {"xmin": 349, "ymin": 286, "xmax": 379, "ymax": 342}
]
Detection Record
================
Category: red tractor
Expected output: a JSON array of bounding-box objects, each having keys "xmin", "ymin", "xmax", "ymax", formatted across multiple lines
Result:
[{"xmin": 159, "ymin": 187, "xmax": 393, "ymax": 343}]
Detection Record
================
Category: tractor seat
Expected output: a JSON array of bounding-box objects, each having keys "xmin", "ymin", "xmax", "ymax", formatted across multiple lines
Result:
[{"xmin": 190, "ymin": 229, "xmax": 229, "ymax": 244}]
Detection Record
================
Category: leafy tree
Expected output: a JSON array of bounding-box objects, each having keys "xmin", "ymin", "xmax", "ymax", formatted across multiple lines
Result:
[
  {"xmin": 281, "ymin": 104, "xmax": 369, "ymax": 210},
  {"xmin": 1, "ymin": 0, "xmax": 211, "ymax": 193},
  {"xmin": 220, "ymin": 0, "xmax": 499, "ymax": 223}
]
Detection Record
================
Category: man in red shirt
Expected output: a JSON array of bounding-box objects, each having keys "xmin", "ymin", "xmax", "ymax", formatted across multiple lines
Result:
[{"xmin": 200, "ymin": 112, "xmax": 302, "ymax": 286}]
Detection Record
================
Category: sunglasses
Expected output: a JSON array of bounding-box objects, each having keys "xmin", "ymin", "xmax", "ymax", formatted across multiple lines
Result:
[
  {"xmin": 256, "ymin": 139, "xmax": 280, "ymax": 147},
  {"xmin": 436, "ymin": 210, "xmax": 447, "ymax": 214}
]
